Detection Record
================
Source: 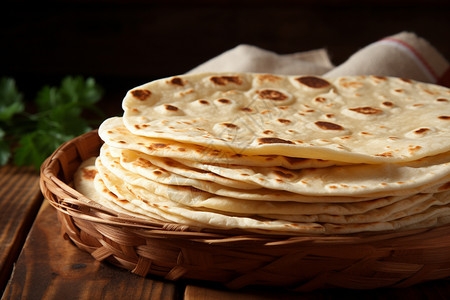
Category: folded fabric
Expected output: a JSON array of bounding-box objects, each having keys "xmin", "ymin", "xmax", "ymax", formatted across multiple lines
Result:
[
  {"xmin": 187, "ymin": 31, "xmax": 450, "ymax": 87},
  {"xmin": 187, "ymin": 44, "xmax": 334, "ymax": 75},
  {"xmin": 325, "ymin": 32, "xmax": 450, "ymax": 86}
]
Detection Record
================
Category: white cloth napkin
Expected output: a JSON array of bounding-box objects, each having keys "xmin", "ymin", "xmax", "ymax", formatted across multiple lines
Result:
[
  {"xmin": 187, "ymin": 31, "xmax": 450, "ymax": 87},
  {"xmin": 187, "ymin": 45, "xmax": 334, "ymax": 75}
]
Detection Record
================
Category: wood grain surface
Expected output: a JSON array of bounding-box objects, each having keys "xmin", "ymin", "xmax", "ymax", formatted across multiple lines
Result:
[
  {"xmin": 0, "ymin": 165, "xmax": 42, "ymax": 294},
  {"xmin": 2, "ymin": 201, "xmax": 179, "ymax": 300}
]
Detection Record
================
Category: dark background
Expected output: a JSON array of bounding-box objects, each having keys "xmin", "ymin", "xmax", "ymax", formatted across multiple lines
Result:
[{"xmin": 2, "ymin": 0, "xmax": 450, "ymax": 115}]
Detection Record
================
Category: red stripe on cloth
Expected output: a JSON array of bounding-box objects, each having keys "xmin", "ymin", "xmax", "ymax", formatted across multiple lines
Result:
[
  {"xmin": 438, "ymin": 67, "xmax": 450, "ymax": 87},
  {"xmin": 382, "ymin": 37, "xmax": 440, "ymax": 82}
]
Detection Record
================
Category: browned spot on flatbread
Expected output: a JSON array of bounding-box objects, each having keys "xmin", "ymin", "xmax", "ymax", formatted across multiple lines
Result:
[
  {"xmin": 257, "ymin": 89, "xmax": 288, "ymax": 101},
  {"xmin": 207, "ymin": 149, "xmax": 221, "ymax": 156},
  {"xmin": 179, "ymin": 89, "xmax": 194, "ymax": 96},
  {"xmin": 152, "ymin": 143, "xmax": 167, "ymax": 148},
  {"xmin": 164, "ymin": 104, "xmax": 179, "ymax": 111},
  {"xmin": 218, "ymin": 98, "xmax": 231, "ymax": 104},
  {"xmin": 137, "ymin": 158, "xmax": 152, "ymax": 168},
  {"xmin": 162, "ymin": 159, "xmax": 177, "ymax": 167},
  {"xmin": 257, "ymin": 137, "xmax": 294, "ymax": 144},
  {"xmin": 423, "ymin": 89, "xmax": 438, "ymax": 95},
  {"xmin": 400, "ymin": 78, "xmax": 412, "ymax": 83},
  {"xmin": 273, "ymin": 170, "xmax": 294, "ymax": 179},
  {"xmin": 375, "ymin": 151, "xmax": 393, "ymax": 157},
  {"xmin": 414, "ymin": 128, "xmax": 430, "ymax": 134},
  {"xmin": 82, "ymin": 169, "xmax": 97, "ymax": 180},
  {"xmin": 210, "ymin": 75, "xmax": 242, "ymax": 86},
  {"xmin": 199, "ymin": 99, "xmax": 210, "ymax": 105},
  {"xmin": 283, "ymin": 157, "xmax": 307, "ymax": 165},
  {"xmin": 439, "ymin": 116, "xmax": 450, "ymax": 120},
  {"xmin": 349, "ymin": 107, "xmax": 383, "ymax": 114},
  {"xmin": 339, "ymin": 81, "xmax": 364, "ymax": 88},
  {"xmin": 221, "ymin": 123, "xmax": 239, "ymax": 129},
  {"xmin": 295, "ymin": 76, "xmax": 330, "ymax": 88},
  {"xmin": 314, "ymin": 97, "xmax": 327, "ymax": 103},
  {"xmin": 277, "ymin": 119, "xmax": 291, "ymax": 124},
  {"xmin": 382, "ymin": 101, "xmax": 394, "ymax": 107},
  {"xmin": 437, "ymin": 98, "xmax": 449, "ymax": 102},
  {"xmin": 169, "ymin": 77, "xmax": 184, "ymax": 86},
  {"xmin": 408, "ymin": 145, "xmax": 422, "ymax": 153},
  {"xmin": 241, "ymin": 107, "xmax": 253, "ymax": 112},
  {"xmin": 131, "ymin": 89, "xmax": 151, "ymax": 101},
  {"xmin": 315, "ymin": 121, "xmax": 344, "ymax": 130},
  {"xmin": 257, "ymin": 74, "xmax": 282, "ymax": 82}
]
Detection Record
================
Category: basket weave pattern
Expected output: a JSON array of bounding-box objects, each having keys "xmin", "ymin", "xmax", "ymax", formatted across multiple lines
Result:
[{"xmin": 40, "ymin": 130, "xmax": 450, "ymax": 291}]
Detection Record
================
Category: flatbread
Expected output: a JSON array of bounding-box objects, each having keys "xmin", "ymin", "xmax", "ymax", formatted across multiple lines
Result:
[
  {"xmin": 99, "ymin": 116, "xmax": 347, "ymax": 169},
  {"xmin": 262, "ymin": 191, "xmax": 450, "ymax": 224},
  {"xmin": 98, "ymin": 147, "xmax": 450, "ymax": 225},
  {"xmin": 122, "ymin": 73, "xmax": 450, "ymax": 163},
  {"xmin": 74, "ymin": 157, "xmax": 168, "ymax": 221},
  {"xmin": 94, "ymin": 156, "xmax": 450, "ymax": 234},
  {"xmin": 100, "ymin": 134, "xmax": 450, "ymax": 198},
  {"xmin": 170, "ymin": 152, "xmax": 450, "ymax": 197}
]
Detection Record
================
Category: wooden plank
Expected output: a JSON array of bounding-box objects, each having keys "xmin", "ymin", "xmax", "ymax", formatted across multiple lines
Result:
[
  {"xmin": 184, "ymin": 278, "xmax": 450, "ymax": 300},
  {"xmin": 0, "ymin": 165, "xmax": 43, "ymax": 294},
  {"xmin": 2, "ymin": 201, "xmax": 179, "ymax": 300},
  {"xmin": 184, "ymin": 285, "xmax": 302, "ymax": 300}
]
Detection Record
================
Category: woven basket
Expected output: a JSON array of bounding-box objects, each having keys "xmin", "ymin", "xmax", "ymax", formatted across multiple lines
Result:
[{"xmin": 40, "ymin": 130, "xmax": 450, "ymax": 291}]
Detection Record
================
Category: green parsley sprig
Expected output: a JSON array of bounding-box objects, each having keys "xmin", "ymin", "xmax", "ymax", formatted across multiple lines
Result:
[{"xmin": 0, "ymin": 76, "xmax": 104, "ymax": 170}]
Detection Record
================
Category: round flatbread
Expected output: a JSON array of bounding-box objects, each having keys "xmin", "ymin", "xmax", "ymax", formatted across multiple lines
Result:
[
  {"xmin": 99, "ymin": 116, "xmax": 347, "ymax": 169},
  {"xmin": 122, "ymin": 73, "xmax": 450, "ymax": 163}
]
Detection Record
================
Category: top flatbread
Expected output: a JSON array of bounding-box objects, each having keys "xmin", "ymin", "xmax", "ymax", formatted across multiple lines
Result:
[{"xmin": 122, "ymin": 73, "xmax": 450, "ymax": 163}]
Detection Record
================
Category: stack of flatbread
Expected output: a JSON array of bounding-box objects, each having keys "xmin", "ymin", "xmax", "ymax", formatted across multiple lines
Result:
[{"xmin": 74, "ymin": 73, "xmax": 450, "ymax": 235}]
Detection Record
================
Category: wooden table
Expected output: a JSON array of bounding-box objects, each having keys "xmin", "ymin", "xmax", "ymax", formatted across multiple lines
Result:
[{"xmin": 1, "ymin": 165, "xmax": 450, "ymax": 299}]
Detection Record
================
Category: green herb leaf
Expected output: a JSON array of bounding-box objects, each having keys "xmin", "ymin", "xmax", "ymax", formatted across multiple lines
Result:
[
  {"xmin": 0, "ymin": 77, "xmax": 24, "ymax": 121},
  {"xmin": 1, "ymin": 76, "xmax": 104, "ymax": 169},
  {"xmin": 14, "ymin": 127, "xmax": 77, "ymax": 170},
  {"xmin": 0, "ymin": 128, "xmax": 10, "ymax": 165}
]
